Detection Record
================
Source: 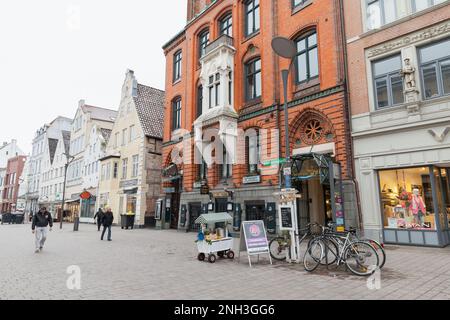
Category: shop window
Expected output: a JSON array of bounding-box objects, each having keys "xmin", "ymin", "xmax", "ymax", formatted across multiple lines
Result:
[
  {"xmin": 379, "ymin": 167, "xmax": 436, "ymax": 230},
  {"xmin": 419, "ymin": 38, "xmax": 450, "ymax": 100},
  {"xmin": 434, "ymin": 168, "xmax": 450, "ymax": 230},
  {"xmin": 126, "ymin": 195, "xmax": 137, "ymax": 215},
  {"xmin": 372, "ymin": 54, "xmax": 404, "ymax": 109}
]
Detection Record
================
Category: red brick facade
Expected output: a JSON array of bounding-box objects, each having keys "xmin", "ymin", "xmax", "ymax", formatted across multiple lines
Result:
[
  {"xmin": 1, "ymin": 156, "xmax": 26, "ymax": 213},
  {"xmin": 162, "ymin": 0, "xmax": 354, "ymax": 229}
]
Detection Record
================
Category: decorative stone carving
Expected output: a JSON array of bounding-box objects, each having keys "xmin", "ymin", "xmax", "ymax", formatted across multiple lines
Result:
[
  {"xmin": 400, "ymin": 58, "xmax": 417, "ymax": 92},
  {"xmin": 428, "ymin": 127, "xmax": 450, "ymax": 143}
]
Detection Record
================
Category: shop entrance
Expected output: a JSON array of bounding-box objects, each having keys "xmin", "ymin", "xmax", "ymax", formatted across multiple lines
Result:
[
  {"xmin": 245, "ymin": 201, "xmax": 266, "ymax": 223},
  {"xmin": 188, "ymin": 202, "xmax": 202, "ymax": 232}
]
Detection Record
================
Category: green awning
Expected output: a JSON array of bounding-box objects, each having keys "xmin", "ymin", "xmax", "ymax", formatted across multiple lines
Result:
[{"xmin": 194, "ymin": 213, "xmax": 233, "ymax": 225}]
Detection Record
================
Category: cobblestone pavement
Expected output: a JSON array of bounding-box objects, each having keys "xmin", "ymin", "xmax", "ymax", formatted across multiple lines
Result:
[{"xmin": 1, "ymin": 223, "xmax": 449, "ymax": 300}]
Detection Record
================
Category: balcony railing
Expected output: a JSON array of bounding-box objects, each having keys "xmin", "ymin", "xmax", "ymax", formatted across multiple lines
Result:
[{"xmin": 205, "ymin": 34, "xmax": 234, "ymax": 56}]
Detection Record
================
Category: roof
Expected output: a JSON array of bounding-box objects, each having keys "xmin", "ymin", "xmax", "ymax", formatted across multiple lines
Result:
[
  {"xmin": 100, "ymin": 128, "xmax": 112, "ymax": 144},
  {"xmin": 48, "ymin": 138, "xmax": 59, "ymax": 165},
  {"xmin": 82, "ymin": 105, "xmax": 117, "ymax": 123},
  {"xmin": 61, "ymin": 131, "xmax": 71, "ymax": 155},
  {"xmin": 133, "ymin": 84, "xmax": 165, "ymax": 139},
  {"xmin": 195, "ymin": 213, "xmax": 233, "ymax": 225}
]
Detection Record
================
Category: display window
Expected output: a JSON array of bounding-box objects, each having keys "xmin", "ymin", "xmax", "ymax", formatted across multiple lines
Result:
[
  {"xmin": 379, "ymin": 167, "xmax": 436, "ymax": 230},
  {"xmin": 436, "ymin": 168, "xmax": 450, "ymax": 230},
  {"xmin": 126, "ymin": 195, "xmax": 137, "ymax": 215}
]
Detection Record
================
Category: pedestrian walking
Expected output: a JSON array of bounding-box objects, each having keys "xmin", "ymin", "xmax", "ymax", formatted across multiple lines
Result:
[
  {"xmin": 93, "ymin": 207, "xmax": 104, "ymax": 232},
  {"xmin": 101, "ymin": 207, "xmax": 114, "ymax": 241},
  {"xmin": 32, "ymin": 207, "xmax": 53, "ymax": 253}
]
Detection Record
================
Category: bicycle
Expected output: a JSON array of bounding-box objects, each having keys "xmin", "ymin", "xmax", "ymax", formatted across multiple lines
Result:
[{"xmin": 304, "ymin": 228, "xmax": 380, "ymax": 277}]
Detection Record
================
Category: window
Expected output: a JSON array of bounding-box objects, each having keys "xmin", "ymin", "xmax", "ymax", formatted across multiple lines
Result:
[
  {"xmin": 293, "ymin": 0, "xmax": 308, "ymax": 8},
  {"xmin": 196, "ymin": 85, "xmax": 203, "ymax": 118},
  {"xmin": 122, "ymin": 129, "xmax": 127, "ymax": 146},
  {"xmin": 419, "ymin": 38, "xmax": 450, "ymax": 100},
  {"xmin": 246, "ymin": 130, "xmax": 260, "ymax": 174},
  {"xmin": 372, "ymin": 55, "xmax": 404, "ymax": 109},
  {"xmin": 219, "ymin": 13, "xmax": 233, "ymax": 37},
  {"xmin": 172, "ymin": 98, "xmax": 182, "ymax": 130},
  {"xmin": 221, "ymin": 146, "xmax": 232, "ymax": 179},
  {"xmin": 101, "ymin": 164, "xmax": 106, "ymax": 181},
  {"xmin": 132, "ymin": 155, "xmax": 139, "ymax": 178},
  {"xmin": 198, "ymin": 29, "xmax": 210, "ymax": 58},
  {"xmin": 122, "ymin": 158, "xmax": 128, "ymax": 179},
  {"xmin": 113, "ymin": 162, "xmax": 118, "ymax": 179},
  {"xmin": 114, "ymin": 132, "xmax": 119, "ymax": 148},
  {"xmin": 208, "ymin": 73, "xmax": 221, "ymax": 108},
  {"xmin": 245, "ymin": 58, "xmax": 262, "ymax": 101},
  {"xmin": 245, "ymin": 0, "xmax": 260, "ymax": 37},
  {"xmin": 296, "ymin": 32, "xmax": 319, "ymax": 84},
  {"xmin": 366, "ymin": 0, "xmax": 446, "ymax": 30},
  {"xmin": 197, "ymin": 158, "xmax": 208, "ymax": 181},
  {"xmin": 129, "ymin": 125, "xmax": 136, "ymax": 142},
  {"xmin": 378, "ymin": 167, "xmax": 437, "ymax": 230},
  {"xmin": 173, "ymin": 50, "xmax": 182, "ymax": 82},
  {"xmin": 228, "ymin": 71, "xmax": 233, "ymax": 105}
]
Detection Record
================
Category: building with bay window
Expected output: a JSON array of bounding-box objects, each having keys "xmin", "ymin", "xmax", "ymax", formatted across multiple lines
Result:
[
  {"xmin": 161, "ymin": 0, "xmax": 358, "ymax": 233},
  {"xmin": 344, "ymin": 0, "xmax": 450, "ymax": 246}
]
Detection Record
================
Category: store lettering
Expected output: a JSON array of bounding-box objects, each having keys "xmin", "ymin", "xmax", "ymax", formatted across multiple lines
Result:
[{"xmin": 174, "ymin": 305, "xmax": 208, "ymax": 318}]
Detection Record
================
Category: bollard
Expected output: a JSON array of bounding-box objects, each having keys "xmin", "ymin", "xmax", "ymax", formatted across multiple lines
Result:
[{"xmin": 73, "ymin": 216, "xmax": 80, "ymax": 231}]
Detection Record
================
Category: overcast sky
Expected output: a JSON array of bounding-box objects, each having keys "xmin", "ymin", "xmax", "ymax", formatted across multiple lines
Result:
[{"xmin": 0, "ymin": 0, "xmax": 186, "ymax": 154}]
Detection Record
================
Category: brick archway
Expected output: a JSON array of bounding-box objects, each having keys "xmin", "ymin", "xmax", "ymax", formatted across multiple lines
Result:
[{"xmin": 289, "ymin": 109, "xmax": 335, "ymax": 149}]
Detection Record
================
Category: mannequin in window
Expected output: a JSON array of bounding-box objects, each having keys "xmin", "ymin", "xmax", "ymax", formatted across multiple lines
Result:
[{"xmin": 411, "ymin": 188, "xmax": 426, "ymax": 227}]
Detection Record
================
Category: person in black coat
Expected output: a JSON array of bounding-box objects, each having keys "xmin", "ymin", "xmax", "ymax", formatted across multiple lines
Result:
[
  {"xmin": 93, "ymin": 208, "xmax": 104, "ymax": 231},
  {"xmin": 101, "ymin": 207, "xmax": 114, "ymax": 241}
]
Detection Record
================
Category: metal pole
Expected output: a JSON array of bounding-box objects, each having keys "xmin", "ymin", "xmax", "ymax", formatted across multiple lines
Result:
[
  {"xmin": 282, "ymin": 69, "xmax": 291, "ymax": 190},
  {"xmin": 60, "ymin": 162, "xmax": 68, "ymax": 230}
]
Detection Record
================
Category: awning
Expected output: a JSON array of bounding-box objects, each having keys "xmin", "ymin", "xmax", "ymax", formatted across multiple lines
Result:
[
  {"xmin": 65, "ymin": 199, "xmax": 80, "ymax": 204},
  {"xmin": 195, "ymin": 213, "xmax": 233, "ymax": 225}
]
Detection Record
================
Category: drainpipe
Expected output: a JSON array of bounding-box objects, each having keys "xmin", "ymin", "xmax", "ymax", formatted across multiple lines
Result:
[{"xmin": 338, "ymin": 0, "xmax": 363, "ymax": 231}]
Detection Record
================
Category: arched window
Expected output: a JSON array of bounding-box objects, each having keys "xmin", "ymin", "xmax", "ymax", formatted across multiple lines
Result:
[
  {"xmin": 245, "ymin": 57, "xmax": 262, "ymax": 101},
  {"xmin": 171, "ymin": 97, "xmax": 182, "ymax": 130},
  {"xmin": 198, "ymin": 29, "xmax": 210, "ymax": 58},
  {"xmin": 295, "ymin": 31, "xmax": 319, "ymax": 84},
  {"xmin": 219, "ymin": 12, "xmax": 233, "ymax": 37}
]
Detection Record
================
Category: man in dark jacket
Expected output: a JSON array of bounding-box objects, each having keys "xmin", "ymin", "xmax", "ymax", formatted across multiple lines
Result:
[
  {"xmin": 101, "ymin": 207, "xmax": 114, "ymax": 241},
  {"xmin": 32, "ymin": 207, "xmax": 53, "ymax": 253},
  {"xmin": 93, "ymin": 207, "xmax": 104, "ymax": 231}
]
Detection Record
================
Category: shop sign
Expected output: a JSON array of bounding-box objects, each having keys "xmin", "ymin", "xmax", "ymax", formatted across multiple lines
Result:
[
  {"xmin": 243, "ymin": 175, "xmax": 261, "ymax": 184},
  {"xmin": 263, "ymin": 158, "xmax": 287, "ymax": 167},
  {"xmin": 164, "ymin": 187, "xmax": 176, "ymax": 194},
  {"xmin": 283, "ymin": 167, "xmax": 292, "ymax": 176},
  {"xmin": 80, "ymin": 191, "xmax": 92, "ymax": 200},
  {"xmin": 212, "ymin": 191, "xmax": 229, "ymax": 198},
  {"xmin": 239, "ymin": 220, "xmax": 272, "ymax": 267},
  {"xmin": 120, "ymin": 179, "xmax": 138, "ymax": 188}
]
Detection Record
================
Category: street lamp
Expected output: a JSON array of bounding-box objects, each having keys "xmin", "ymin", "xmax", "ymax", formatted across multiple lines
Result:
[
  {"xmin": 60, "ymin": 153, "xmax": 75, "ymax": 229},
  {"xmin": 271, "ymin": 37, "xmax": 297, "ymax": 189}
]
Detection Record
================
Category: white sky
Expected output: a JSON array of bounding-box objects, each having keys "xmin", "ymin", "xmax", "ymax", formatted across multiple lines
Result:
[{"xmin": 0, "ymin": 0, "xmax": 186, "ymax": 154}]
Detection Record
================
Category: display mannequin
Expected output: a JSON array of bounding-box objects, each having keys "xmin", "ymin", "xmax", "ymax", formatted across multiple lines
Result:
[{"xmin": 411, "ymin": 188, "xmax": 426, "ymax": 227}]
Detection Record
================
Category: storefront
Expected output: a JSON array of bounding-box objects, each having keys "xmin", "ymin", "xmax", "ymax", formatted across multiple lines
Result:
[{"xmin": 377, "ymin": 166, "xmax": 450, "ymax": 246}]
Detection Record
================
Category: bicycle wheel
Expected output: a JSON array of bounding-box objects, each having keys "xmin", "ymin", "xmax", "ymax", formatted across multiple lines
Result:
[
  {"xmin": 344, "ymin": 241, "xmax": 379, "ymax": 277},
  {"xmin": 367, "ymin": 240, "xmax": 386, "ymax": 269},
  {"xmin": 269, "ymin": 238, "xmax": 288, "ymax": 261},
  {"xmin": 319, "ymin": 237, "xmax": 339, "ymax": 266},
  {"xmin": 303, "ymin": 238, "xmax": 324, "ymax": 272}
]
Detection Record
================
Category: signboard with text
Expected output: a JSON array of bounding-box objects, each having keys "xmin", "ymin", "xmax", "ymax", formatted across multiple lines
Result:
[
  {"xmin": 279, "ymin": 205, "xmax": 294, "ymax": 231},
  {"xmin": 239, "ymin": 221, "xmax": 272, "ymax": 267}
]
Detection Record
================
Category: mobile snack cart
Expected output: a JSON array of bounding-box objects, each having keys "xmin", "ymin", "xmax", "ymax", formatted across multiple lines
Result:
[{"xmin": 195, "ymin": 213, "xmax": 235, "ymax": 264}]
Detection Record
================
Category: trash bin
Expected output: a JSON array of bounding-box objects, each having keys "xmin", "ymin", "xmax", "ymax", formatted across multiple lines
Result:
[
  {"xmin": 14, "ymin": 214, "xmax": 24, "ymax": 224},
  {"xmin": 1, "ymin": 213, "xmax": 13, "ymax": 224},
  {"xmin": 120, "ymin": 214, "xmax": 135, "ymax": 230}
]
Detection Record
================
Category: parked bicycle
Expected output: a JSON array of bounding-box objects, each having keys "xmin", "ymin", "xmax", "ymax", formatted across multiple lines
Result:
[{"xmin": 304, "ymin": 225, "xmax": 380, "ymax": 277}]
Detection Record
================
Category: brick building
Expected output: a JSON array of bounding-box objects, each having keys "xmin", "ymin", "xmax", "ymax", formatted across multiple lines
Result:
[
  {"xmin": 161, "ymin": 0, "xmax": 358, "ymax": 232},
  {"xmin": 344, "ymin": 0, "xmax": 450, "ymax": 247},
  {"xmin": 1, "ymin": 155, "xmax": 27, "ymax": 213}
]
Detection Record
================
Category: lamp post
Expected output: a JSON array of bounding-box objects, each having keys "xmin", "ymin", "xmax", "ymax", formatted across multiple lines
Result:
[
  {"xmin": 271, "ymin": 37, "xmax": 297, "ymax": 190},
  {"xmin": 60, "ymin": 153, "xmax": 75, "ymax": 230}
]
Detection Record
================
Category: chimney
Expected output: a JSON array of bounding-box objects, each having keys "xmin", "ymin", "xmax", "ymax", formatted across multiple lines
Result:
[{"xmin": 78, "ymin": 99, "xmax": 85, "ymax": 108}]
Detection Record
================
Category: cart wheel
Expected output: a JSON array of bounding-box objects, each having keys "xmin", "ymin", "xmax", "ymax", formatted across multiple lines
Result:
[
  {"xmin": 217, "ymin": 251, "xmax": 225, "ymax": 258},
  {"xmin": 197, "ymin": 253, "xmax": 206, "ymax": 262},
  {"xmin": 208, "ymin": 254, "xmax": 217, "ymax": 263},
  {"xmin": 227, "ymin": 250, "xmax": 235, "ymax": 260}
]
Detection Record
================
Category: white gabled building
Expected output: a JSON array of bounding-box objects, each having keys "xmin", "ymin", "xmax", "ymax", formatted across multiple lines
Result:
[{"xmin": 64, "ymin": 101, "xmax": 117, "ymax": 222}]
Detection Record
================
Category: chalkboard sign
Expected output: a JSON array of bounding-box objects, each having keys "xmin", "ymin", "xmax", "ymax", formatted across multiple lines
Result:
[
  {"xmin": 266, "ymin": 203, "xmax": 276, "ymax": 234},
  {"xmin": 279, "ymin": 205, "xmax": 294, "ymax": 231},
  {"xmin": 239, "ymin": 220, "xmax": 272, "ymax": 267}
]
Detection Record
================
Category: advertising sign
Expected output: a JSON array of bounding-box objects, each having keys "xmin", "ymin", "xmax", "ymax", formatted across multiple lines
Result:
[
  {"xmin": 239, "ymin": 221, "xmax": 273, "ymax": 267},
  {"xmin": 279, "ymin": 205, "xmax": 294, "ymax": 231}
]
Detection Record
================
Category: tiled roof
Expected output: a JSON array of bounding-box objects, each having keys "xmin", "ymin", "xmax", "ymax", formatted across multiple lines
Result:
[
  {"xmin": 48, "ymin": 138, "xmax": 58, "ymax": 165},
  {"xmin": 82, "ymin": 105, "xmax": 117, "ymax": 123},
  {"xmin": 100, "ymin": 128, "xmax": 112, "ymax": 144},
  {"xmin": 61, "ymin": 131, "xmax": 71, "ymax": 155},
  {"xmin": 133, "ymin": 84, "xmax": 165, "ymax": 139}
]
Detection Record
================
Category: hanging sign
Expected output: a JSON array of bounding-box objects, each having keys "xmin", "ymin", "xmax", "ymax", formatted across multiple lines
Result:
[
  {"xmin": 239, "ymin": 221, "xmax": 273, "ymax": 267},
  {"xmin": 80, "ymin": 191, "xmax": 92, "ymax": 200}
]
